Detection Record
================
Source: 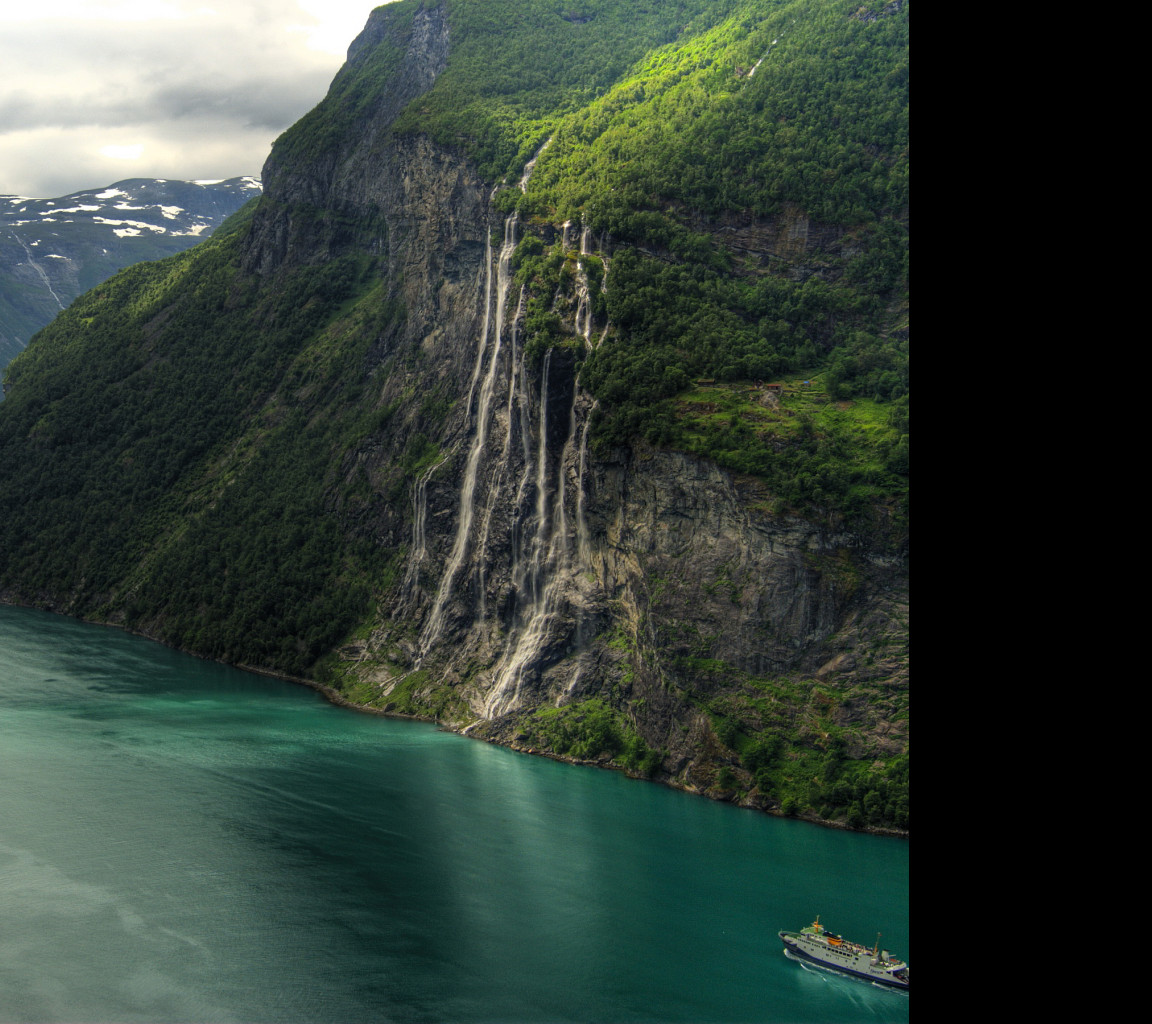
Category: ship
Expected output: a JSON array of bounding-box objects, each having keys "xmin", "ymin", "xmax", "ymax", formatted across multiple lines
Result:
[{"xmin": 779, "ymin": 917, "xmax": 909, "ymax": 990}]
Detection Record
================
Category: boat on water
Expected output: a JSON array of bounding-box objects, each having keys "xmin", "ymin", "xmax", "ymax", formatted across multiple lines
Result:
[{"xmin": 779, "ymin": 917, "xmax": 909, "ymax": 990}]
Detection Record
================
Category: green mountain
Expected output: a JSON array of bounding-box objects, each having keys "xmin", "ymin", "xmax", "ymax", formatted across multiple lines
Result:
[
  {"xmin": 0, "ymin": 0, "xmax": 908, "ymax": 832},
  {"xmin": 0, "ymin": 177, "xmax": 261, "ymax": 371}
]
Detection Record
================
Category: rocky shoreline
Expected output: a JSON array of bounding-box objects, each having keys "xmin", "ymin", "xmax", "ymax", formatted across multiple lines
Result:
[
  {"xmin": 238, "ymin": 652, "xmax": 909, "ymax": 840},
  {"xmin": 4, "ymin": 600, "xmax": 907, "ymax": 841}
]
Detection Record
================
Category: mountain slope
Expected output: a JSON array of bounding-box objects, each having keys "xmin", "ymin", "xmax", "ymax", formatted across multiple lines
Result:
[
  {"xmin": 0, "ymin": 177, "xmax": 261, "ymax": 369},
  {"xmin": 0, "ymin": 0, "xmax": 908, "ymax": 832}
]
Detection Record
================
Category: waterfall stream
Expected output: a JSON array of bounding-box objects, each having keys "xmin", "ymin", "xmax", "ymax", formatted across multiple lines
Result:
[
  {"xmin": 399, "ymin": 455, "xmax": 448, "ymax": 614},
  {"xmin": 476, "ymin": 283, "xmax": 528, "ymax": 622},
  {"xmin": 8, "ymin": 230, "xmax": 66, "ymax": 310},
  {"xmin": 419, "ymin": 211, "xmax": 520, "ymax": 653},
  {"xmin": 485, "ymin": 349, "xmax": 573, "ymax": 719},
  {"xmin": 419, "ymin": 142, "xmax": 550, "ymax": 654},
  {"xmin": 412, "ymin": 141, "xmax": 613, "ymax": 719},
  {"xmin": 485, "ymin": 227, "xmax": 609, "ymax": 717}
]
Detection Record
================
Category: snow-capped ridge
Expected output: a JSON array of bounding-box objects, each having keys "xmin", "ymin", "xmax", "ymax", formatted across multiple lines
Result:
[{"xmin": 1, "ymin": 174, "xmax": 263, "ymax": 370}]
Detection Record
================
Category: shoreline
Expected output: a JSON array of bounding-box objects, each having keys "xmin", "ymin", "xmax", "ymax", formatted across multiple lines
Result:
[
  {"xmin": 2, "ymin": 599, "xmax": 908, "ymax": 840},
  {"xmin": 234, "ymin": 658, "xmax": 908, "ymax": 839}
]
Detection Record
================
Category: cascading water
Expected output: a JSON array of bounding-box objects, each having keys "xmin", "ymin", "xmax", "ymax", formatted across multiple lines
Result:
[
  {"xmin": 419, "ymin": 211, "xmax": 519, "ymax": 652},
  {"xmin": 464, "ymin": 231, "xmax": 496, "ymax": 419},
  {"xmin": 411, "ymin": 138, "xmax": 616, "ymax": 719},
  {"xmin": 529, "ymin": 348, "xmax": 553, "ymax": 608},
  {"xmin": 9, "ymin": 230, "xmax": 65, "ymax": 310},
  {"xmin": 485, "ymin": 224, "xmax": 615, "ymax": 718},
  {"xmin": 476, "ymin": 283, "xmax": 528, "ymax": 621},
  {"xmin": 575, "ymin": 399, "xmax": 597, "ymax": 571},
  {"xmin": 572, "ymin": 222, "xmax": 609, "ymax": 568},
  {"xmin": 484, "ymin": 211, "xmax": 626, "ymax": 716},
  {"xmin": 398, "ymin": 226, "xmax": 494, "ymax": 628},
  {"xmin": 418, "ymin": 141, "xmax": 550, "ymax": 654},
  {"xmin": 572, "ymin": 223, "xmax": 612, "ymax": 351},
  {"xmin": 485, "ymin": 348, "xmax": 577, "ymax": 719},
  {"xmin": 398, "ymin": 454, "xmax": 448, "ymax": 614}
]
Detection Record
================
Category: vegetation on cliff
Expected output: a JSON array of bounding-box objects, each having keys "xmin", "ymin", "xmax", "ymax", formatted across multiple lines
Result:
[
  {"xmin": 0, "ymin": 0, "xmax": 908, "ymax": 831},
  {"xmin": 402, "ymin": 0, "xmax": 910, "ymax": 521}
]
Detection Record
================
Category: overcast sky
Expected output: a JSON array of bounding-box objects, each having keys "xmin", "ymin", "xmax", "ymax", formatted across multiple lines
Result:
[{"xmin": 0, "ymin": 1, "xmax": 389, "ymax": 199}]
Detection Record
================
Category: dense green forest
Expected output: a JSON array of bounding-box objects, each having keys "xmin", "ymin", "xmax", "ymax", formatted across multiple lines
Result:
[
  {"xmin": 272, "ymin": 0, "xmax": 908, "ymax": 521},
  {"xmin": 0, "ymin": 205, "xmax": 395, "ymax": 676},
  {"xmin": 394, "ymin": 0, "xmax": 910, "ymax": 519},
  {"xmin": 0, "ymin": 0, "xmax": 907, "ymax": 830}
]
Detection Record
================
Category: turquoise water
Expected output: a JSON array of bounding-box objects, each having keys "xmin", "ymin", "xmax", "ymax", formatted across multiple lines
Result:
[{"xmin": 0, "ymin": 605, "xmax": 908, "ymax": 1023}]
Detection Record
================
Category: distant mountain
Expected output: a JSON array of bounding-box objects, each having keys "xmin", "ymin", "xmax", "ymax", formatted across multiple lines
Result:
[{"xmin": 0, "ymin": 176, "xmax": 261, "ymax": 368}]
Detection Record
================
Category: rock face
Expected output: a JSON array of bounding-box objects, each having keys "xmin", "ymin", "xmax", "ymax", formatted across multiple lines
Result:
[
  {"xmin": 0, "ymin": 177, "xmax": 261, "ymax": 370},
  {"xmin": 225, "ymin": 3, "xmax": 908, "ymax": 807}
]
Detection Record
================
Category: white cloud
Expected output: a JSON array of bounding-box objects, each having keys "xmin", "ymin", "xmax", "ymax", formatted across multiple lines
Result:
[
  {"xmin": 0, "ymin": 1, "xmax": 189, "ymax": 22},
  {"xmin": 293, "ymin": 0, "xmax": 375, "ymax": 55},
  {"xmin": 0, "ymin": 1, "xmax": 388, "ymax": 198},
  {"xmin": 101, "ymin": 144, "xmax": 145, "ymax": 161}
]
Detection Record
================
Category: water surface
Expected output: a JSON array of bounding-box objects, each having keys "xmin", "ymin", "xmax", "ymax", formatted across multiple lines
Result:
[{"xmin": 0, "ymin": 605, "xmax": 908, "ymax": 1022}]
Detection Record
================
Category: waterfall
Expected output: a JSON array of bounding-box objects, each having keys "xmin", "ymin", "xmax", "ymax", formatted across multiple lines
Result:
[
  {"xmin": 409, "ymin": 133, "xmax": 614, "ymax": 718},
  {"xmin": 572, "ymin": 224, "xmax": 593, "ymax": 344},
  {"xmin": 477, "ymin": 284, "xmax": 528, "ymax": 620},
  {"xmin": 530, "ymin": 349, "xmax": 553, "ymax": 606},
  {"xmin": 572, "ymin": 223, "xmax": 613, "ymax": 351},
  {"xmin": 464, "ymin": 230, "xmax": 495, "ymax": 418},
  {"xmin": 485, "ymin": 348, "xmax": 578, "ymax": 719},
  {"xmin": 418, "ymin": 140, "xmax": 551, "ymax": 654},
  {"xmin": 573, "ymin": 275, "xmax": 591, "ymax": 345},
  {"xmin": 399, "ymin": 233, "xmax": 495, "ymax": 625},
  {"xmin": 554, "ymin": 363, "xmax": 577, "ymax": 574},
  {"xmin": 484, "ymin": 215, "xmax": 613, "ymax": 715},
  {"xmin": 505, "ymin": 294, "xmax": 536, "ymax": 610},
  {"xmin": 419, "ymin": 211, "xmax": 519, "ymax": 653},
  {"xmin": 399, "ymin": 454, "xmax": 448, "ymax": 614},
  {"xmin": 519, "ymin": 138, "xmax": 550, "ymax": 187},
  {"xmin": 575, "ymin": 400, "xmax": 596, "ymax": 570},
  {"xmin": 9, "ymin": 230, "xmax": 65, "ymax": 310}
]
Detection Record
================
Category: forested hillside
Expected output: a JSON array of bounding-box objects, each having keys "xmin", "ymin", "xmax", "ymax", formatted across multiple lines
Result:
[
  {"xmin": 0, "ymin": 0, "xmax": 908, "ymax": 832},
  {"xmin": 393, "ymin": 0, "xmax": 909, "ymax": 512}
]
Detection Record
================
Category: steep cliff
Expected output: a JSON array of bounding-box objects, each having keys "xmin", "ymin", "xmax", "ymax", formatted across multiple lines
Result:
[{"xmin": 0, "ymin": 0, "xmax": 908, "ymax": 831}]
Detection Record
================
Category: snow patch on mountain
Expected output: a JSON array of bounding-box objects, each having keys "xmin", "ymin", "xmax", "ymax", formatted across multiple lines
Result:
[{"xmin": 2, "ymin": 175, "xmax": 263, "ymax": 372}]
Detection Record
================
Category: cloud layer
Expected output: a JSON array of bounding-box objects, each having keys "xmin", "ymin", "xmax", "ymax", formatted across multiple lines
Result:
[{"xmin": 0, "ymin": 1, "xmax": 380, "ymax": 198}]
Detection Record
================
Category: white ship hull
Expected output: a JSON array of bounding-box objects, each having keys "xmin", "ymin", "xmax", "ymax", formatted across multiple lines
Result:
[{"xmin": 779, "ymin": 923, "xmax": 909, "ymax": 990}]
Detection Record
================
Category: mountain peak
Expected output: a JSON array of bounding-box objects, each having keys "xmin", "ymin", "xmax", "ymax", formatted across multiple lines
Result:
[{"xmin": 0, "ymin": 175, "xmax": 262, "ymax": 368}]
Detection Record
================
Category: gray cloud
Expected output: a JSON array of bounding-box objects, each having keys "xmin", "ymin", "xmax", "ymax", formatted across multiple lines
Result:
[
  {"xmin": 0, "ymin": 74, "xmax": 336, "ymax": 133},
  {"xmin": 0, "ymin": 2, "xmax": 377, "ymax": 198}
]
